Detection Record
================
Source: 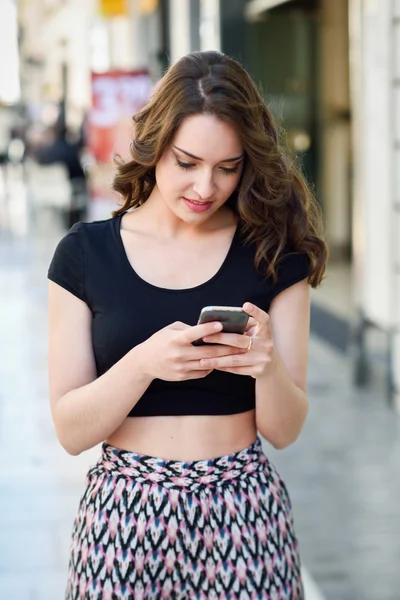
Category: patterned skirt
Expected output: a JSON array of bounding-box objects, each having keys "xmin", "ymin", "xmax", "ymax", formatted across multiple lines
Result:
[{"xmin": 66, "ymin": 437, "xmax": 304, "ymax": 600}]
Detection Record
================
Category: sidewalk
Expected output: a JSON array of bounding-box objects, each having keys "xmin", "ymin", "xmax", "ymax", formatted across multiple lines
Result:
[
  {"xmin": 265, "ymin": 337, "xmax": 400, "ymax": 600},
  {"xmin": 1, "ymin": 192, "xmax": 399, "ymax": 599}
]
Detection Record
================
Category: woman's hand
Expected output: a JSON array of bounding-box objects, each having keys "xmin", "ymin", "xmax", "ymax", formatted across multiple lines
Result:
[
  {"xmin": 140, "ymin": 320, "xmax": 247, "ymax": 382},
  {"xmin": 198, "ymin": 303, "xmax": 275, "ymax": 378}
]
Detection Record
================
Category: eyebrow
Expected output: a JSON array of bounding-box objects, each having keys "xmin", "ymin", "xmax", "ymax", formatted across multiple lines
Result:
[{"xmin": 173, "ymin": 145, "xmax": 244, "ymax": 163}]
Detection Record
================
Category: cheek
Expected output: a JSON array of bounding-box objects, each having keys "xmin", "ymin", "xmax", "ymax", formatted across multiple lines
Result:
[
  {"xmin": 155, "ymin": 160, "xmax": 168, "ymax": 190},
  {"xmin": 156, "ymin": 162, "xmax": 191, "ymax": 196},
  {"xmin": 219, "ymin": 174, "xmax": 240, "ymax": 197}
]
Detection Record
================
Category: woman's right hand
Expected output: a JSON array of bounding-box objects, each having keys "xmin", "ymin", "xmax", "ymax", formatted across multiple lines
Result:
[{"xmin": 139, "ymin": 321, "xmax": 246, "ymax": 382}]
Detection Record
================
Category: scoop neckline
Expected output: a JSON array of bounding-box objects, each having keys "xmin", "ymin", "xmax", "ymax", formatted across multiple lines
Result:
[{"xmin": 115, "ymin": 212, "xmax": 239, "ymax": 294}]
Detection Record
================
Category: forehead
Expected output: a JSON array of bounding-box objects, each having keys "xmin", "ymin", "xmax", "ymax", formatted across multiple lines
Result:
[{"xmin": 172, "ymin": 114, "xmax": 243, "ymax": 161}]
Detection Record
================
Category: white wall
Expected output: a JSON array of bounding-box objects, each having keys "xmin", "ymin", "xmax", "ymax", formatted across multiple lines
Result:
[
  {"xmin": 199, "ymin": 0, "xmax": 221, "ymax": 51},
  {"xmin": 392, "ymin": 0, "xmax": 400, "ymax": 406},
  {"xmin": 169, "ymin": 0, "xmax": 191, "ymax": 64},
  {"xmin": 168, "ymin": 0, "xmax": 221, "ymax": 65},
  {"xmin": 352, "ymin": 0, "xmax": 393, "ymax": 330},
  {"xmin": 0, "ymin": 0, "xmax": 20, "ymax": 103},
  {"xmin": 350, "ymin": 0, "xmax": 400, "ymax": 406}
]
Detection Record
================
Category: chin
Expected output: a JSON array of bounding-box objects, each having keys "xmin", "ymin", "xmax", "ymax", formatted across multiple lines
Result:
[{"xmin": 174, "ymin": 202, "xmax": 216, "ymax": 221}]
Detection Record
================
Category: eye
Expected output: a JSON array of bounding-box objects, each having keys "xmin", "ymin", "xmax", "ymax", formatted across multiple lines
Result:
[
  {"xmin": 176, "ymin": 160, "xmax": 194, "ymax": 171},
  {"xmin": 219, "ymin": 166, "xmax": 239, "ymax": 175},
  {"xmin": 175, "ymin": 159, "xmax": 240, "ymax": 175}
]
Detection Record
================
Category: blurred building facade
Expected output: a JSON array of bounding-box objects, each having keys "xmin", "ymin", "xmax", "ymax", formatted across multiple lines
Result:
[
  {"xmin": 17, "ymin": 0, "xmax": 167, "ymax": 131},
  {"xmin": 15, "ymin": 0, "xmax": 400, "ymax": 408}
]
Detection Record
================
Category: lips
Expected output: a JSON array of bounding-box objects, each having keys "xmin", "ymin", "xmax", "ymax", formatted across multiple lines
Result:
[
  {"xmin": 182, "ymin": 197, "xmax": 213, "ymax": 213},
  {"xmin": 183, "ymin": 197, "xmax": 211, "ymax": 205}
]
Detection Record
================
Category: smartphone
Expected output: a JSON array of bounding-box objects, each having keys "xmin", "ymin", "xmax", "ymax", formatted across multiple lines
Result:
[{"xmin": 192, "ymin": 306, "xmax": 250, "ymax": 345}]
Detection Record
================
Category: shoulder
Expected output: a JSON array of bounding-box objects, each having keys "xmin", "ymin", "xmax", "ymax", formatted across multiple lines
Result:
[
  {"xmin": 277, "ymin": 248, "xmax": 311, "ymax": 275},
  {"xmin": 63, "ymin": 214, "xmax": 121, "ymax": 251},
  {"xmin": 78, "ymin": 214, "xmax": 119, "ymax": 237},
  {"xmin": 273, "ymin": 248, "xmax": 311, "ymax": 296},
  {"xmin": 50, "ymin": 221, "xmax": 86, "ymax": 259},
  {"xmin": 235, "ymin": 229, "xmax": 310, "ymax": 282},
  {"xmin": 47, "ymin": 215, "xmax": 119, "ymax": 301},
  {"xmin": 48, "ymin": 223, "xmax": 86, "ymax": 300},
  {"xmin": 51, "ymin": 215, "xmax": 116, "ymax": 251}
]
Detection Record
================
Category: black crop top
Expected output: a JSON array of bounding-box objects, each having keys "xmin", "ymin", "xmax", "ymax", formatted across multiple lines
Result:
[{"xmin": 48, "ymin": 214, "xmax": 310, "ymax": 417}]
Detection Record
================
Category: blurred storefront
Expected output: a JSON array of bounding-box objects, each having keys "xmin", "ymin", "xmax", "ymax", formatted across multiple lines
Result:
[{"xmin": 242, "ymin": 3, "xmax": 353, "ymax": 362}]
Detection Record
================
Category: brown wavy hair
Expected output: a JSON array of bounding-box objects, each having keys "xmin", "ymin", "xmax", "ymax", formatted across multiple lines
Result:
[{"xmin": 112, "ymin": 51, "xmax": 327, "ymax": 286}]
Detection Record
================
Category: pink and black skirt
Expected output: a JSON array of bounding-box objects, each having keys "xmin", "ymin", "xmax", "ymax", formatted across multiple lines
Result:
[{"xmin": 65, "ymin": 437, "xmax": 304, "ymax": 599}]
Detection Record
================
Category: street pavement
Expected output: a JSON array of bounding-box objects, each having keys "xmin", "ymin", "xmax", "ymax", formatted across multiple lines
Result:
[{"xmin": 0, "ymin": 177, "xmax": 399, "ymax": 599}]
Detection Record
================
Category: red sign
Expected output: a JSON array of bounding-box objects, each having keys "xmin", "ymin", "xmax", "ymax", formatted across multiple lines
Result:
[{"xmin": 88, "ymin": 70, "xmax": 152, "ymax": 164}]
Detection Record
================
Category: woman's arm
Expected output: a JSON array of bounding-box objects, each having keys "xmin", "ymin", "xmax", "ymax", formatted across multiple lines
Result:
[
  {"xmin": 255, "ymin": 280, "xmax": 310, "ymax": 449},
  {"xmin": 199, "ymin": 280, "xmax": 310, "ymax": 450},
  {"xmin": 48, "ymin": 281, "xmax": 153, "ymax": 456},
  {"xmin": 48, "ymin": 281, "xmax": 234, "ymax": 456}
]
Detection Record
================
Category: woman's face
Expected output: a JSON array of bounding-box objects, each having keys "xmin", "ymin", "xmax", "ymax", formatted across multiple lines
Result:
[{"xmin": 155, "ymin": 114, "xmax": 244, "ymax": 223}]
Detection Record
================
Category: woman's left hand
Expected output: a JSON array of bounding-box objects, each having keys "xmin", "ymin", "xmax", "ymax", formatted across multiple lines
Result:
[{"xmin": 199, "ymin": 302, "xmax": 276, "ymax": 378}]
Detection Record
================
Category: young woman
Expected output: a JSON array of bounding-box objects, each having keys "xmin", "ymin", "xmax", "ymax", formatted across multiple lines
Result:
[{"xmin": 48, "ymin": 51, "xmax": 327, "ymax": 599}]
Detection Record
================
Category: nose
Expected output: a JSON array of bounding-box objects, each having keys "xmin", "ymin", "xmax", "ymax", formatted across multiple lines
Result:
[{"xmin": 192, "ymin": 169, "xmax": 215, "ymax": 200}]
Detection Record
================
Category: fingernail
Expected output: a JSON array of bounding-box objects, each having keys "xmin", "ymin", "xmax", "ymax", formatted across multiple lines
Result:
[{"xmin": 214, "ymin": 322, "xmax": 222, "ymax": 330}]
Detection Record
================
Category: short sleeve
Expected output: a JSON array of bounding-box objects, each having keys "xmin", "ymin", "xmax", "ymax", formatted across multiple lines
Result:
[
  {"xmin": 47, "ymin": 222, "xmax": 86, "ymax": 301},
  {"xmin": 273, "ymin": 251, "xmax": 311, "ymax": 297}
]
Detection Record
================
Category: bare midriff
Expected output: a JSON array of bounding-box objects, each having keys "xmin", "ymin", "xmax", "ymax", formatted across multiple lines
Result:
[{"xmin": 105, "ymin": 409, "xmax": 257, "ymax": 461}]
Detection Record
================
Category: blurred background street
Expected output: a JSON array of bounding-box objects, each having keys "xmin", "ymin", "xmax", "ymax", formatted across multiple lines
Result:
[{"xmin": 1, "ymin": 0, "xmax": 400, "ymax": 598}]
